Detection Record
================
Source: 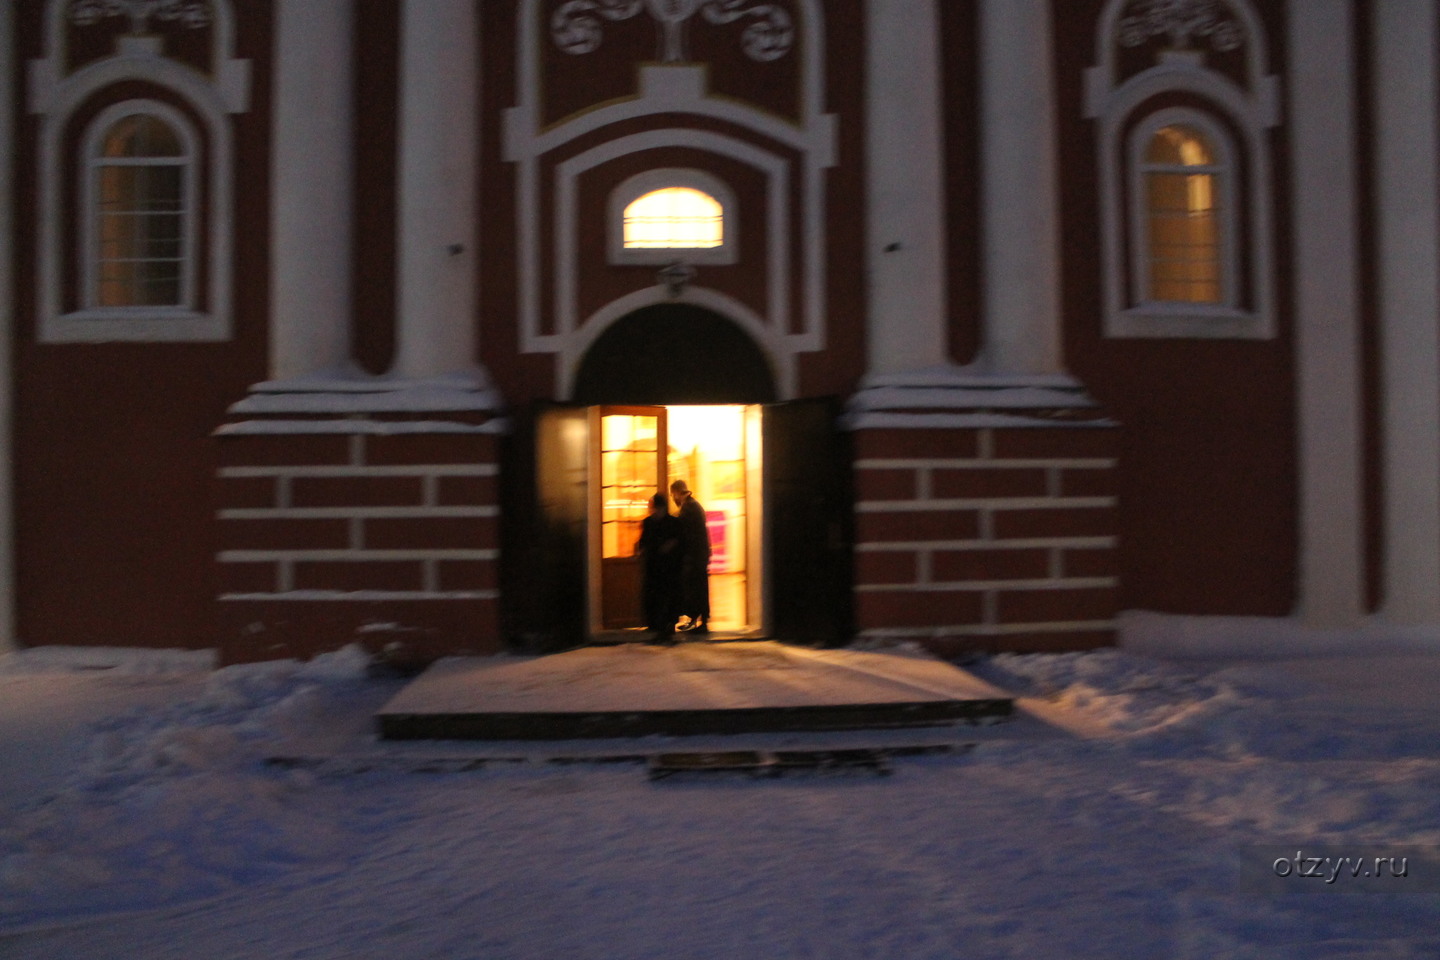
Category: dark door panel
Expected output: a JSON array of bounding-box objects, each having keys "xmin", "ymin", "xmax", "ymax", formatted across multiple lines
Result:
[{"xmin": 763, "ymin": 399, "xmax": 853, "ymax": 646}]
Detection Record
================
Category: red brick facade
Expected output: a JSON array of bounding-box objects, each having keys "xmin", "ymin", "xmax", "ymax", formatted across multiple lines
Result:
[{"xmin": 852, "ymin": 423, "xmax": 1120, "ymax": 657}]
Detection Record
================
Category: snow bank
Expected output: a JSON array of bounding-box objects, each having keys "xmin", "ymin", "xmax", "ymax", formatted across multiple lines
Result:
[
  {"xmin": 4, "ymin": 641, "xmax": 1440, "ymax": 957},
  {"xmin": 0, "ymin": 646, "xmax": 374, "ymax": 927},
  {"xmin": 1120, "ymin": 609, "xmax": 1440, "ymax": 659},
  {"xmin": 973, "ymin": 647, "xmax": 1440, "ymax": 846}
]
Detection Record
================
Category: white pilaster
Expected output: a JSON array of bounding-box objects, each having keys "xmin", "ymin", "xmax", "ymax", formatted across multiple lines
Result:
[
  {"xmin": 270, "ymin": 0, "xmax": 355, "ymax": 381},
  {"xmin": 1289, "ymin": 0, "xmax": 1364, "ymax": 626},
  {"xmin": 978, "ymin": 0, "xmax": 1063, "ymax": 376},
  {"xmin": 1374, "ymin": 0, "xmax": 1440, "ymax": 624},
  {"xmin": 864, "ymin": 0, "xmax": 948, "ymax": 376},
  {"xmin": 0, "ymin": 0, "xmax": 15, "ymax": 652},
  {"xmin": 392, "ymin": 0, "xmax": 480, "ymax": 380}
]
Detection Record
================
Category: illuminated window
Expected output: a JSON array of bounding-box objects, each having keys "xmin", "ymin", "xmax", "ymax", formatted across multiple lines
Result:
[
  {"xmin": 609, "ymin": 169, "xmax": 737, "ymax": 265},
  {"xmin": 600, "ymin": 413, "xmax": 660, "ymax": 559},
  {"xmin": 1116, "ymin": 107, "xmax": 1254, "ymax": 335},
  {"xmin": 1141, "ymin": 124, "xmax": 1222, "ymax": 304},
  {"xmin": 624, "ymin": 188, "xmax": 723, "ymax": 249},
  {"xmin": 1086, "ymin": 0, "xmax": 1278, "ymax": 340},
  {"xmin": 88, "ymin": 110, "xmax": 194, "ymax": 309}
]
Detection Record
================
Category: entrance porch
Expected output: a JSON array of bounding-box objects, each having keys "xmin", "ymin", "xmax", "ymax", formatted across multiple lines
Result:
[{"xmin": 376, "ymin": 640, "xmax": 1012, "ymax": 740}]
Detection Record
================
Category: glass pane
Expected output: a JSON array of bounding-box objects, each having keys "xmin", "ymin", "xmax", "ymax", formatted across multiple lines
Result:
[
  {"xmin": 616, "ymin": 520, "xmax": 642, "ymax": 557},
  {"xmin": 601, "ymin": 415, "xmax": 633, "ymax": 452},
  {"xmin": 630, "ymin": 416, "xmax": 657, "ymax": 452},
  {"xmin": 623, "ymin": 187, "xmax": 724, "ymax": 249},
  {"xmin": 102, "ymin": 114, "xmax": 184, "ymax": 158},
  {"xmin": 601, "ymin": 450, "xmax": 624, "ymax": 487},
  {"xmin": 1145, "ymin": 125, "xmax": 1214, "ymax": 167},
  {"xmin": 1148, "ymin": 173, "xmax": 1220, "ymax": 303}
]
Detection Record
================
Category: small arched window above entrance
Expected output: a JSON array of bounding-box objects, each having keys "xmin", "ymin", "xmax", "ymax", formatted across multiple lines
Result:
[{"xmin": 609, "ymin": 169, "xmax": 737, "ymax": 266}]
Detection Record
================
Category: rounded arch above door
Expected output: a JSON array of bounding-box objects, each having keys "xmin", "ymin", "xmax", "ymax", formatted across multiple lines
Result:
[{"xmin": 571, "ymin": 303, "xmax": 778, "ymax": 405}]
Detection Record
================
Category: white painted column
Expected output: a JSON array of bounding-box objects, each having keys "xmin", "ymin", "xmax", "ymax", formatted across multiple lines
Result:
[
  {"xmin": 864, "ymin": 0, "xmax": 949, "ymax": 375},
  {"xmin": 392, "ymin": 0, "xmax": 480, "ymax": 380},
  {"xmin": 1374, "ymin": 0, "xmax": 1440, "ymax": 624},
  {"xmin": 0, "ymin": 0, "xmax": 15, "ymax": 652},
  {"xmin": 1288, "ymin": 0, "xmax": 1365, "ymax": 626},
  {"xmin": 978, "ymin": 0, "xmax": 1063, "ymax": 376},
  {"xmin": 270, "ymin": 0, "xmax": 355, "ymax": 380}
]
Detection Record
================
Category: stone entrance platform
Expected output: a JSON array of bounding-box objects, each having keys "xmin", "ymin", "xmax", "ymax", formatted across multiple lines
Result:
[{"xmin": 377, "ymin": 641, "xmax": 1014, "ymax": 740}]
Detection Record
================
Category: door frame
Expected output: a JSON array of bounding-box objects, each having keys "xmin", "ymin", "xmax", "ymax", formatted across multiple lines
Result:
[{"xmin": 588, "ymin": 405, "xmax": 669, "ymax": 631}]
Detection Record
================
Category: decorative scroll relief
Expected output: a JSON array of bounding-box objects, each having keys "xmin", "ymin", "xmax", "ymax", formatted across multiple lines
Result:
[
  {"xmin": 553, "ymin": 0, "xmax": 792, "ymax": 63},
  {"xmin": 68, "ymin": 0, "xmax": 212, "ymax": 33},
  {"xmin": 1117, "ymin": 0, "xmax": 1243, "ymax": 53}
]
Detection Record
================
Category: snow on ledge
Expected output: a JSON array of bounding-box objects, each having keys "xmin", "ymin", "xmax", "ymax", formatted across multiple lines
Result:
[
  {"xmin": 215, "ymin": 419, "xmax": 510, "ymax": 436},
  {"xmin": 1119, "ymin": 609, "xmax": 1440, "ymax": 659},
  {"xmin": 850, "ymin": 385, "xmax": 1102, "ymax": 412},
  {"xmin": 844, "ymin": 411, "xmax": 1118, "ymax": 431},
  {"xmin": 859, "ymin": 365, "xmax": 1086, "ymax": 391},
  {"xmin": 0, "ymin": 645, "xmax": 217, "ymax": 675},
  {"xmin": 230, "ymin": 372, "xmax": 502, "ymax": 415}
]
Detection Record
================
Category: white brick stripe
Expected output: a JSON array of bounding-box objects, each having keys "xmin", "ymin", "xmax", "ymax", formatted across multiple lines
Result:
[
  {"xmin": 855, "ymin": 577, "xmax": 1117, "ymax": 592},
  {"xmin": 219, "ymin": 549, "xmax": 499, "ymax": 563},
  {"xmin": 220, "ymin": 590, "xmax": 499, "ymax": 602},
  {"xmin": 855, "ymin": 496, "xmax": 1115, "ymax": 512},
  {"xmin": 856, "ymin": 537, "xmax": 1117, "ymax": 551},
  {"xmin": 219, "ymin": 464, "xmax": 497, "ymax": 478},
  {"xmin": 219, "ymin": 506, "xmax": 498, "ymax": 520},
  {"xmin": 857, "ymin": 620, "xmax": 1116, "ymax": 639},
  {"xmin": 856, "ymin": 458, "xmax": 1116, "ymax": 469}
]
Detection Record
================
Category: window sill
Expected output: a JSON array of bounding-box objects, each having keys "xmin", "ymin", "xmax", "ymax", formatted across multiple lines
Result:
[
  {"xmin": 609, "ymin": 245, "xmax": 737, "ymax": 267},
  {"xmin": 1106, "ymin": 303, "xmax": 1273, "ymax": 340},
  {"xmin": 41, "ymin": 309, "xmax": 230, "ymax": 343}
]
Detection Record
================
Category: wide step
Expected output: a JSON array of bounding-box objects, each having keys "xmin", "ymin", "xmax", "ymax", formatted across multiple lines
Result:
[{"xmin": 376, "ymin": 641, "xmax": 1013, "ymax": 741}]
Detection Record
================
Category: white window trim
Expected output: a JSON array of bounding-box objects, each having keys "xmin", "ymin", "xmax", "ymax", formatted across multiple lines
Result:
[
  {"xmin": 81, "ymin": 99, "xmax": 199, "ymax": 318},
  {"xmin": 30, "ymin": 0, "xmax": 248, "ymax": 344},
  {"xmin": 1086, "ymin": 0, "xmax": 1278, "ymax": 341},
  {"xmin": 607, "ymin": 168, "xmax": 738, "ymax": 266},
  {"xmin": 1126, "ymin": 108, "xmax": 1240, "ymax": 317}
]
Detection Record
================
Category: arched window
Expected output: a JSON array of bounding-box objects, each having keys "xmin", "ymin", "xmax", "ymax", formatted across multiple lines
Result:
[
  {"xmin": 1133, "ymin": 118, "xmax": 1231, "ymax": 306},
  {"xmin": 623, "ymin": 187, "xmax": 724, "ymax": 249},
  {"xmin": 609, "ymin": 169, "xmax": 737, "ymax": 265},
  {"xmin": 31, "ymin": 0, "xmax": 247, "ymax": 344},
  {"xmin": 86, "ymin": 106, "xmax": 196, "ymax": 310},
  {"xmin": 1085, "ymin": 0, "xmax": 1277, "ymax": 339}
]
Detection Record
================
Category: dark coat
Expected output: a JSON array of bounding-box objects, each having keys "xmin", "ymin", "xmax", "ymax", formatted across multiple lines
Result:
[
  {"xmin": 675, "ymin": 496, "xmax": 711, "ymax": 620},
  {"xmin": 638, "ymin": 512, "xmax": 683, "ymax": 632}
]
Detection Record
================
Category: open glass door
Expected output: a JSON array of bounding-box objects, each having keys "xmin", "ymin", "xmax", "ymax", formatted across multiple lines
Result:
[{"xmin": 596, "ymin": 406, "xmax": 667, "ymax": 629}]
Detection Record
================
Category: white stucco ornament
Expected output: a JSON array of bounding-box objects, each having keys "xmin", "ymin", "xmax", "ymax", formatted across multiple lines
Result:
[
  {"xmin": 552, "ymin": 0, "xmax": 792, "ymax": 62},
  {"xmin": 67, "ymin": 0, "xmax": 212, "ymax": 33},
  {"xmin": 1116, "ymin": 0, "xmax": 1243, "ymax": 52}
]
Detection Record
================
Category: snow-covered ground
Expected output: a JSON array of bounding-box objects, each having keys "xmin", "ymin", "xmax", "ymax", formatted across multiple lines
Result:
[{"xmin": 3, "ymin": 615, "xmax": 1440, "ymax": 959}]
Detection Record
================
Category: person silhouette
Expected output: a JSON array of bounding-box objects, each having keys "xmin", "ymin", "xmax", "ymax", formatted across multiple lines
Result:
[
  {"xmin": 669, "ymin": 479, "xmax": 711, "ymax": 633},
  {"xmin": 636, "ymin": 492, "xmax": 683, "ymax": 641}
]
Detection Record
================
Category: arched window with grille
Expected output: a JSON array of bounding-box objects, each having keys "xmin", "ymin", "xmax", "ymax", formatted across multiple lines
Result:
[
  {"xmin": 85, "ymin": 103, "xmax": 197, "ymax": 311},
  {"xmin": 1085, "ymin": 0, "xmax": 1277, "ymax": 339},
  {"xmin": 1130, "ymin": 114, "xmax": 1235, "ymax": 309},
  {"xmin": 609, "ymin": 169, "xmax": 737, "ymax": 265}
]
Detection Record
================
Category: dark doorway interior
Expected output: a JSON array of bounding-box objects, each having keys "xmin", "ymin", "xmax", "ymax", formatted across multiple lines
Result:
[{"xmin": 572, "ymin": 303, "xmax": 778, "ymax": 405}]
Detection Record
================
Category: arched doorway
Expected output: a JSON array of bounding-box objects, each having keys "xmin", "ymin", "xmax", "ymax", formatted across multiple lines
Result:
[
  {"xmin": 515, "ymin": 304, "xmax": 850, "ymax": 651},
  {"xmin": 572, "ymin": 303, "xmax": 777, "ymax": 405}
]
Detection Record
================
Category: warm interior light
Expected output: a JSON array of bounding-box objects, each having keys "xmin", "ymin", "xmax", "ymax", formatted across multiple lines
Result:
[
  {"xmin": 1145, "ymin": 125, "xmax": 1221, "ymax": 304},
  {"xmin": 623, "ymin": 187, "xmax": 723, "ymax": 249},
  {"xmin": 667, "ymin": 406, "xmax": 748, "ymax": 630}
]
